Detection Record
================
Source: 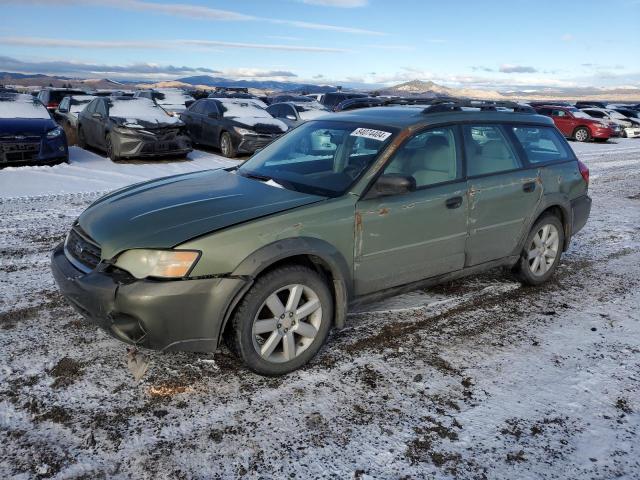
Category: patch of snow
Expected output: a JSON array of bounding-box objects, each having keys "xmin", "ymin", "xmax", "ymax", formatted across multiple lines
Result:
[
  {"xmin": 0, "ymin": 94, "xmax": 50, "ymax": 119},
  {"xmin": 108, "ymin": 98, "xmax": 181, "ymax": 126}
]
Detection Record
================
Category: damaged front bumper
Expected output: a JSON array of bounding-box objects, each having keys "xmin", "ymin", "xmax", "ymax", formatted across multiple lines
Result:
[
  {"xmin": 50, "ymin": 243, "xmax": 249, "ymax": 352},
  {"xmin": 111, "ymin": 127, "xmax": 193, "ymax": 159}
]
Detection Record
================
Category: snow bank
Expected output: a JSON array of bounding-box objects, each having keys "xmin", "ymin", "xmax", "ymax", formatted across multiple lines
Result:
[{"xmin": 0, "ymin": 146, "xmax": 234, "ymax": 199}]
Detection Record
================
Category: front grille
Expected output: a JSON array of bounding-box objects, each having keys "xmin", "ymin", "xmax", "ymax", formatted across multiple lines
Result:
[
  {"xmin": 253, "ymin": 123, "xmax": 284, "ymax": 135},
  {"xmin": 0, "ymin": 141, "xmax": 40, "ymax": 163},
  {"xmin": 65, "ymin": 226, "xmax": 102, "ymax": 271},
  {"xmin": 141, "ymin": 141, "xmax": 179, "ymax": 153}
]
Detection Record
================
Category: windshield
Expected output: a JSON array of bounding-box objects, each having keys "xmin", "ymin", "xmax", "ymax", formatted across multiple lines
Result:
[
  {"xmin": 570, "ymin": 109, "xmax": 592, "ymax": 119},
  {"xmin": 237, "ymin": 120, "xmax": 396, "ymax": 197}
]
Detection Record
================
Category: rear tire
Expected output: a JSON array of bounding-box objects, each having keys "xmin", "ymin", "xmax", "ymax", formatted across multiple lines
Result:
[
  {"xmin": 574, "ymin": 127, "xmax": 590, "ymax": 142},
  {"xmin": 228, "ymin": 265, "xmax": 333, "ymax": 376},
  {"xmin": 219, "ymin": 132, "xmax": 236, "ymax": 158},
  {"xmin": 514, "ymin": 214, "xmax": 564, "ymax": 286}
]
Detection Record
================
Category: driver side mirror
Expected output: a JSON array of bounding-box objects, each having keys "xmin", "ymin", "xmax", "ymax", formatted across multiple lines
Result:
[
  {"xmin": 366, "ymin": 174, "xmax": 416, "ymax": 199},
  {"xmin": 286, "ymin": 114, "xmax": 296, "ymax": 121}
]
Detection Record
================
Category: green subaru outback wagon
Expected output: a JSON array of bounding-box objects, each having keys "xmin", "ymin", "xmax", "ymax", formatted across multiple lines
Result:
[{"xmin": 52, "ymin": 103, "xmax": 591, "ymax": 375}]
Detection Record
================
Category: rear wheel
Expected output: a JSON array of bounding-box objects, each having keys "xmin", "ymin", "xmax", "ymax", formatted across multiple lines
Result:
[
  {"xmin": 219, "ymin": 132, "xmax": 236, "ymax": 158},
  {"xmin": 229, "ymin": 265, "xmax": 333, "ymax": 376},
  {"xmin": 574, "ymin": 127, "xmax": 590, "ymax": 142},
  {"xmin": 106, "ymin": 134, "xmax": 121, "ymax": 162},
  {"xmin": 514, "ymin": 214, "xmax": 564, "ymax": 286}
]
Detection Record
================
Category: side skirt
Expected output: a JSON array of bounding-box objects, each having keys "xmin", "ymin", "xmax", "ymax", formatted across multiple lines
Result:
[{"xmin": 348, "ymin": 256, "xmax": 519, "ymax": 310}]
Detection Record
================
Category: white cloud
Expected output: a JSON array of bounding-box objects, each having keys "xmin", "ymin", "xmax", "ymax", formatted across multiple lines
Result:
[
  {"xmin": 499, "ymin": 64, "xmax": 538, "ymax": 74},
  {"xmin": 0, "ymin": 0, "xmax": 384, "ymax": 35},
  {"xmin": 561, "ymin": 33, "xmax": 574, "ymax": 42},
  {"xmin": 302, "ymin": 0, "xmax": 368, "ymax": 7},
  {"xmin": 0, "ymin": 36, "xmax": 351, "ymax": 53}
]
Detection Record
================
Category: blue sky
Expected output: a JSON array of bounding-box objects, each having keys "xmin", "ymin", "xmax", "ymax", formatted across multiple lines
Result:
[{"xmin": 0, "ymin": 0, "xmax": 639, "ymax": 90}]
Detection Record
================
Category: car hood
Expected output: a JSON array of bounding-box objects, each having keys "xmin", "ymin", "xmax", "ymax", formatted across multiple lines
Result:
[
  {"xmin": 0, "ymin": 117, "xmax": 57, "ymax": 136},
  {"xmin": 78, "ymin": 168, "xmax": 324, "ymax": 259}
]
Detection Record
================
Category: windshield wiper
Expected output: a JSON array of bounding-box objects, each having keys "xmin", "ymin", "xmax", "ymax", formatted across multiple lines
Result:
[{"xmin": 239, "ymin": 170, "xmax": 271, "ymax": 182}]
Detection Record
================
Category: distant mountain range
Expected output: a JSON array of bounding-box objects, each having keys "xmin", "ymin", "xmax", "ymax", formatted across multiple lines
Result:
[{"xmin": 2, "ymin": 72, "xmax": 639, "ymax": 102}]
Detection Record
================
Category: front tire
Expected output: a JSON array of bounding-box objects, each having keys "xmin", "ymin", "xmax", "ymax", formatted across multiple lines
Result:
[
  {"xmin": 574, "ymin": 127, "xmax": 590, "ymax": 142},
  {"xmin": 514, "ymin": 214, "xmax": 564, "ymax": 286},
  {"xmin": 106, "ymin": 134, "xmax": 121, "ymax": 162},
  {"xmin": 229, "ymin": 265, "xmax": 333, "ymax": 376},
  {"xmin": 219, "ymin": 131, "xmax": 236, "ymax": 158}
]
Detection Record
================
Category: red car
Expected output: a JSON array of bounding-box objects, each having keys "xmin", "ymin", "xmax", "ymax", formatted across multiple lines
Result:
[{"xmin": 534, "ymin": 105, "xmax": 613, "ymax": 142}]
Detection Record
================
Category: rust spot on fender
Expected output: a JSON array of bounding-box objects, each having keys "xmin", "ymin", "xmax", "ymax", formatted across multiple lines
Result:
[
  {"xmin": 355, "ymin": 211, "xmax": 363, "ymax": 258},
  {"xmin": 378, "ymin": 207, "xmax": 390, "ymax": 216}
]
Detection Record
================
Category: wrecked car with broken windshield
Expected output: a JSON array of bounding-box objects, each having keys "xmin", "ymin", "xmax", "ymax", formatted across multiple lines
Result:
[
  {"xmin": 52, "ymin": 102, "xmax": 591, "ymax": 375},
  {"xmin": 76, "ymin": 96, "xmax": 192, "ymax": 161}
]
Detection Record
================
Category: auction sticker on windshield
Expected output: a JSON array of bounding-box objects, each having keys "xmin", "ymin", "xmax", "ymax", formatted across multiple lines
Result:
[{"xmin": 350, "ymin": 128, "xmax": 392, "ymax": 141}]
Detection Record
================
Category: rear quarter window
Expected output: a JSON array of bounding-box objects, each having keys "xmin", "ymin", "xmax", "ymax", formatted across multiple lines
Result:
[{"xmin": 511, "ymin": 126, "xmax": 574, "ymax": 164}]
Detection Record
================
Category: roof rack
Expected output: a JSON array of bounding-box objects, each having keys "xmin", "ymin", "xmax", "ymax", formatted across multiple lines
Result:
[{"xmin": 421, "ymin": 99, "xmax": 535, "ymax": 114}]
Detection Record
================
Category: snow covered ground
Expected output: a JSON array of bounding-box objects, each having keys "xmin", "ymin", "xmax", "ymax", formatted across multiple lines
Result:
[{"xmin": 1, "ymin": 140, "xmax": 639, "ymax": 479}]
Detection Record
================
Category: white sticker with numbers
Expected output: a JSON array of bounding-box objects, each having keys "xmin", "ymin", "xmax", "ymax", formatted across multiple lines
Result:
[{"xmin": 350, "ymin": 127, "xmax": 392, "ymax": 141}]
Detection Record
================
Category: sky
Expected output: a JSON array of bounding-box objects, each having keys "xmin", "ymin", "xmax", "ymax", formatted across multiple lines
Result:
[{"xmin": 0, "ymin": 0, "xmax": 639, "ymax": 91}]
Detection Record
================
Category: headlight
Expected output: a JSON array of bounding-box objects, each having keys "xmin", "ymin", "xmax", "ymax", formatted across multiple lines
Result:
[
  {"xmin": 598, "ymin": 123, "xmax": 609, "ymax": 128},
  {"xmin": 46, "ymin": 127, "xmax": 63, "ymax": 139},
  {"xmin": 234, "ymin": 127, "xmax": 253, "ymax": 136},
  {"xmin": 115, "ymin": 249, "xmax": 200, "ymax": 279}
]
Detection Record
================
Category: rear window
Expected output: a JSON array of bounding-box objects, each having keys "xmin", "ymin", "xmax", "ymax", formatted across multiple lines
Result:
[
  {"xmin": 511, "ymin": 126, "xmax": 574, "ymax": 164},
  {"xmin": 49, "ymin": 90, "xmax": 86, "ymax": 104}
]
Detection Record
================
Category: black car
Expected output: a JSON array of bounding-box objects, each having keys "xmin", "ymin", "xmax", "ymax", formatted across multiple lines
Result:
[
  {"xmin": 334, "ymin": 96, "xmax": 387, "ymax": 112},
  {"xmin": 37, "ymin": 88, "xmax": 87, "ymax": 112},
  {"xmin": 269, "ymin": 94, "xmax": 313, "ymax": 104},
  {"xmin": 320, "ymin": 91, "xmax": 368, "ymax": 110},
  {"xmin": 575, "ymin": 101, "xmax": 608, "ymax": 109},
  {"xmin": 0, "ymin": 93, "xmax": 68, "ymax": 166},
  {"xmin": 180, "ymin": 98, "xmax": 288, "ymax": 158},
  {"xmin": 266, "ymin": 101, "xmax": 329, "ymax": 128},
  {"xmin": 54, "ymin": 95, "xmax": 96, "ymax": 145},
  {"xmin": 77, "ymin": 97, "xmax": 192, "ymax": 161},
  {"xmin": 134, "ymin": 89, "xmax": 195, "ymax": 116}
]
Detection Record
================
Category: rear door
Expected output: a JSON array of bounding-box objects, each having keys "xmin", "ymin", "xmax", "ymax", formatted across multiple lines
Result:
[
  {"xmin": 200, "ymin": 100, "xmax": 222, "ymax": 147},
  {"xmin": 181, "ymin": 100, "xmax": 203, "ymax": 142},
  {"xmin": 354, "ymin": 126, "xmax": 468, "ymax": 295},
  {"xmin": 463, "ymin": 124, "xmax": 542, "ymax": 266},
  {"xmin": 81, "ymin": 99, "xmax": 100, "ymax": 147},
  {"xmin": 551, "ymin": 109, "xmax": 574, "ymax": 137},
  {"xmin": 92, "ymin": 100, "xmax": 108, "ymax": 149}
]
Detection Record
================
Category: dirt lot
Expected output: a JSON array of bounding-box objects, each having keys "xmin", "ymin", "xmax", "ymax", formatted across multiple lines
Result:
[{"xmin": 1, "ymin": 140, "xmax": 639, "ymax": 479}]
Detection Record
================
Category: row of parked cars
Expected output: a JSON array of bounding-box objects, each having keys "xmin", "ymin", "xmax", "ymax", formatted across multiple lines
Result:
[{"xmin": 2, "ymin": 84, "xmax": 640, "ymax": 166}]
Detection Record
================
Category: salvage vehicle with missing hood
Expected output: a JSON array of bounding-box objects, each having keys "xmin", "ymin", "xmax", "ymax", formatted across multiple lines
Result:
[
  {"xmin": 51, "ymin": 102, "xmax": 591, "ymax": 375},
  {"xmin": 76, "ymin": 96, "xmax": 192, "ymax": 161},
  {"xmin": 1, "ymin": 92, "xmax": 68, "ymax": 166},
  {"xmin": 180, "ymin": 97, "xmax": 288, "ymax": 158}
]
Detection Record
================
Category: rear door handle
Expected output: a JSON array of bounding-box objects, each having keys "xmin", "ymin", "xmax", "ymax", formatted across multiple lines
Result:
[
  {"xmin": 445, "ymin": 196, "xmax": 463, "ymax": 209},
  {"xmin": 523, "ymin": 182, "xmax": 536, "ymax": 193}
]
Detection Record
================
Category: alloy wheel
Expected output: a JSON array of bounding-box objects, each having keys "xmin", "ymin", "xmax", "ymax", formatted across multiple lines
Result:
[
  {"xmin": 221, "ymin": 135, "xmax": 231, "ymax": 156},
  {"xmin": 251, "ymin": 284, "xmax": 323, "ymax": 363},
  {"xmin": 527, "ymin": 224, "xmax": 560, "ymax": 276},
  {"xmin": 575, "ymin": 128, "xmax": 589, "ymax": 142}
]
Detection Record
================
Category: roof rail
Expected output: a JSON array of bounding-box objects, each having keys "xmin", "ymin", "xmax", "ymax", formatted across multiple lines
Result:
[{"xmin": 421, "ymin": 99, "xmax": 535, "ymax": 115}]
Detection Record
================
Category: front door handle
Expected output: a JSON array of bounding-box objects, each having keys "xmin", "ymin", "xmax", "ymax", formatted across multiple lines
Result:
[
  {"xmin": 523, "ymin": 182, "xmax": 536, "ymax": 193},
  {"xmin": 445, "ymin": 196, "xmax": 463, "ymax": 209}
]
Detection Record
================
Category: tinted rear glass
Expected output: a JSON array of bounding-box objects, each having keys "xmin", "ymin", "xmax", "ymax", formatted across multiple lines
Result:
[
  {"xmin": 511, "ymin": 126, "xmax": 574, "ymax": 164},
  {"xmin": 49, "ymin": 90, "xmax": 86, "ymax": 104}
]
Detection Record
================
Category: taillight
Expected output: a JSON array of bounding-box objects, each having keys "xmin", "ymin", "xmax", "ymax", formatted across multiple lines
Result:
[
  {"xmin": 577, "ymin": 159, "xmax": 589, "ymax": 184},
  {"xmin": 47, "ymin": 102, "xmax": 58, "ymax": 109}
]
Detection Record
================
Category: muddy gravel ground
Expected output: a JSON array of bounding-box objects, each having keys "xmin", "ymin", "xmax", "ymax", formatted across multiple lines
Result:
[{"xmin": 1, "ymin": 140, "xmax": 639, "ymax": 479}]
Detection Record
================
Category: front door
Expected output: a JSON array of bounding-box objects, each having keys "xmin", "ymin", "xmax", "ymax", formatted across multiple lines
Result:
[
  {"xmin": 551, "ymin": 109, "xmax": 574, "ymax": 137},
  {"xmin": 354, "ymin": 126, "xmax": 468, "ymax": 296},
  {"xmin": 462, "ymin": 124, "xmax": 542, "ymax": 266}
]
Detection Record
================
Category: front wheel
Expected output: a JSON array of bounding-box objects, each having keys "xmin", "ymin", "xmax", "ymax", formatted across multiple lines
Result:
[
  {"xmin": 514, "ymin": 214, "xmax": 564, "ymax": 286},
  {"xmin": 106, "ymin": 134, "xmax": 121, "ymax": 162},
  {"xmin": 229, "ymin": 265, "xmax": 333, "ymax": 376},
  {"xmin": 219, "ymin": 132, "xmax": 236, "ymax": 158},
  {"xmin": 574, "ymin": 127, "xmax": 590, "ymax": 142}
]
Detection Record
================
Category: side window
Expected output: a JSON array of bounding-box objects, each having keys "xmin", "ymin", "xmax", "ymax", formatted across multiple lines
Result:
[
  {"xmin": 85, "ymin": 99, "xmax": 96, "ymax": 114},
  {"xmin": 588, "ymin": 110, "xmax": 604, "ymax": 118},
  {"xmin": 551, "ymin": 109, "xmax": 566, "ymax": 117},
  {"xmin": 384, "ymin": 127, "xmax": 460, "ymax": 187},
  {"xmin": 95, "ymin": 100, "xmax": 107, "ymax": 116},
  {"xmin": 512, "ymin": 126, "xmax": 573, "ymax": 164},
  {"xmin": 201, "ymin": 101, "xmax": 218, "ymax": 116},
  {"xmin": 463, "ymin": 125, "xmax": 521, "ymax": 176},
  {"xmin": 266, "ymin": 104, "xmax": 279, "ymax": 117},
  {"xmin": 189, "ymin": 100, "xmax": 203, "ymax": 114},
  {"xmin": 59, "ymin": 98, "xmax": 69, "ymax": 111}
]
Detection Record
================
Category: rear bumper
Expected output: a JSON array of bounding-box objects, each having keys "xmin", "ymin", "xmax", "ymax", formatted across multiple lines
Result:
[
  {"xmin": 50, "ymin": 243, "xmax": 249, "ymax": 352},
  {"xmin": 571, "ymin": 194, "xmax": 592, "ymax": 235}
]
